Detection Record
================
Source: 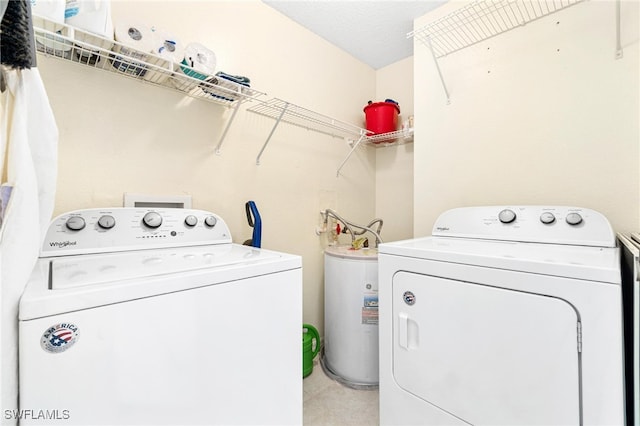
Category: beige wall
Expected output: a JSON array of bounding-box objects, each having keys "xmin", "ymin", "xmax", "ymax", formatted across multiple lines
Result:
[
  {"xmin": 38, "ymin": 1, "xmax": 378, "ymax": 334},
  {"xmin": 375, "ymin": 57, "xmax": 414, "ymax": 242},
  {"xmin": 413, "ymin": 0, "xmax": 640, "ymax": 236}
]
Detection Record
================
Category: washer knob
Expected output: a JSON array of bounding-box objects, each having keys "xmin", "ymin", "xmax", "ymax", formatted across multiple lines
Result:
[
  {"xmin": 184, "ymin": 215, "xmax": 198, "ymax": 227},
  {"xmin": 97, "ymin": 215, "xmax": 116, "ymax": 229},
  {"xmin": 204, "ymin": 215, "xmax": 217, "ymax": 228},
  {"xmin": 540, "ymin": 212, "xmax": 556, "ymax": 224},
  {"xmin": 142, "ymin": 211, "xmax": 163, "ymax": 228},
  {"xmin": 65, "ymin": 216, "xmax": 86, "ymax": 231},
  {"xmin": 566, "ymin": 212, "xmax": 583, "ymax": 226},
  {"xmin": 498, "ymin": 209, "xmax": 517, "ymax": 224}
]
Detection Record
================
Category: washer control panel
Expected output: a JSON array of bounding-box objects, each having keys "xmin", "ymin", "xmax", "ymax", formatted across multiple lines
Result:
[
  {"xmin": 432, "ymin": 206, "xmax": 615, "ymax": 247},
  {"xmin": 42, "ymin": 208, "xmax": 232, "ymax": 257}
]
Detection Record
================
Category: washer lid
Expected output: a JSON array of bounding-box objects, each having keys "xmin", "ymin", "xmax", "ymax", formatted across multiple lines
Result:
[
  {"xmin": 20, "ymin": 244, "xmax": 301, "ymax": 320},
  {"xmin": 379, "ymin": 236, "xmax": 620, "ymax": 283},
  {"xmin": 49, "ymin": 244, "xmax": 282, "ymax": 290}
]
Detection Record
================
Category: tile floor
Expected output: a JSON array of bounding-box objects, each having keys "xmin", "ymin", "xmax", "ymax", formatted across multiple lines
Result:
[{"xmin": 303, "ymin": 356, "xmax": 379, "ymax": 425}]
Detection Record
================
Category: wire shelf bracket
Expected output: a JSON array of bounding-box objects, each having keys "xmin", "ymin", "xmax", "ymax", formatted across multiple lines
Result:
[
  {"xmin": 256, "ymin": 102, "xmax": 289, "ymax": 165},
  {"xmin": 336, "ymin": 134, "xmax": 366, "ymax": 177},
  {"xmin": 615, "ymin": 0, "xmax": 623, "ymax": 60},
  {"xmin": 215, "ymin": 101, "xmax": 242, "ymax": 155},
  {"xmin": 247, "ymin": 98, "xmax": 370, "ymax": 171},
  {"xmin": 408, "ymin": 0, "xmax": 586, "ymax": 103}
]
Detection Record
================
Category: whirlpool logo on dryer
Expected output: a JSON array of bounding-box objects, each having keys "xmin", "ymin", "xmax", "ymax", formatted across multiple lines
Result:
[{"xmin": 49, "ymin": 240, "xmax": 77, "ymax": 248}]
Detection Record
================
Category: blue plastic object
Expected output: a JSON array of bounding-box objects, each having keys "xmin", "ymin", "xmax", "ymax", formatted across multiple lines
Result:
[{"xmin": 245, "ymin": 201, "xmax": 262, "ymax": 248}]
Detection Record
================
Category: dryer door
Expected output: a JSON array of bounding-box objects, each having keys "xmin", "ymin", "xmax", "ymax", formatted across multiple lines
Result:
[{"xmin": 392, "ymin": 272, "xmax": 581, "ymax": 425}]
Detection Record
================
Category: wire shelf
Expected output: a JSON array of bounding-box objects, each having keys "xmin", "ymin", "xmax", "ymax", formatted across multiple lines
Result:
[
  {"xmin": 363, "ymin": 128, "xmax": 414, "ymax": 147},
  {"xmin": 409, "ymin": 0, "xmax": 585, "ymax": 58},
  {"xmin": 32, "ymin": 16, "xmax": 265, "ymax": 106},
  {"xmin": 247, "ymin": 98, "xmax": 367, "ymax": 140}
]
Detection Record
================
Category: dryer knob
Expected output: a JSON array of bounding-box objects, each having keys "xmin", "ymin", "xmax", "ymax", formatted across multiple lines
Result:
[
  {"xmin": 204, "ymin": 216, "xmax": 217, "ymax": 228},
  {"xmin": 566, "ymin": 212, "xmax": 583, "ymax": 226},
  {"xmin": 498, "ymin": 209, "xmax": 517, "ymax": 224},
  {"xmin": 142, "ymin": 211, "xmax": 163, "ymax": 228},
  {"xmin": 184, "ymin": 215, "xmax": 198, "ymax": 227},
  {"xmin": 97, "ymin": 215, "xmax": 116, "ymax": 229},
  {"xmin": 65, "ymin": 216, "xmax": 86, "ymax": 231},
  {"xmin": 540, "ymin": 212, "xmax": 556, "ymax": 224}
]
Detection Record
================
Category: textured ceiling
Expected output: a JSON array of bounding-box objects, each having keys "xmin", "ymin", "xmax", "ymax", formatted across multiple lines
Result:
[{"xmin": 262, "ymin": 1, "xmax": 447, "ymax": 69}]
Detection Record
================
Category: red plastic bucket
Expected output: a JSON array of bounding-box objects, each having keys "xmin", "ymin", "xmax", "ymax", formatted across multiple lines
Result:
[{"xmin": 363, "ymin": 101, "xmax": 400, "ymax": 134}]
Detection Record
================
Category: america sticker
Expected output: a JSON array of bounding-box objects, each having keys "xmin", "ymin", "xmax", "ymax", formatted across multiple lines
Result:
[{"xmin": 40, "ymin": 323, "xmax": 80, "ymax": 354}]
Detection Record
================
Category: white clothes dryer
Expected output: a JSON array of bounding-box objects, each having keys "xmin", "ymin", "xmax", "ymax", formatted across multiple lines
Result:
[
  {"xmin": 378, "ymin": 206, "xmax": 624, "ymax": 426},
  {"xmin": 19, "ymin": 208, "xmax": 302, "ymax": 425}
]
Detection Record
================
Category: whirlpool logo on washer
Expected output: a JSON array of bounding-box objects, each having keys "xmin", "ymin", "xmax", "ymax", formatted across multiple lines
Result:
[
  {"xmin": 49, "ymin": 240, "xmax": 77, "ymax": 248},
  {"xmin": 41, "ymin": 323, "xmax": 80, "ymax": 354}
]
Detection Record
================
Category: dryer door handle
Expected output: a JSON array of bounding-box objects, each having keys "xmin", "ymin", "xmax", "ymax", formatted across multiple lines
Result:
[{"xmin": 398, "ymin": 312, "xmax": 419, "ymax": 350}]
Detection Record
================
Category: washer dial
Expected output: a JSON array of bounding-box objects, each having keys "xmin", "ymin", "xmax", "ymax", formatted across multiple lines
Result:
[
  {"xmin": 65, "ymin": 216, "xmax": 86, "ymax": 231},
  {"xmin": 142, "ymin": 212, "xmax": 163, "ymax": 228},
  {"xmin": 540, "ymin": 212, "xmax": 556, "ymax": 224},
  {"xmin": 498, "ymin": 209, "xmax": 517, "ymax": 224},
  {"xmin": 97, "ymin": 215, "xmax": 116, "ymax": 229},
  {"xmin": 565, "ymin": 212, "xmax": 583, "ymax": 226},
  {"xmin": 184, "ymin": 215, "xmax": 198, "ymax": 227},
  {"xmin": 204, "ymin": 216, "xmax": 217, "ymax": 228}
]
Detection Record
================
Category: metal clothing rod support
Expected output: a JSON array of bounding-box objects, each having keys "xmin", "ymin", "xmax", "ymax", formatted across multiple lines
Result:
[
  {"xmin": 428, "ymin": 36, "xmax": 451, "ymax": 104},
  {"xmin": 336, "ymin": 133, "xmax": 365, "ymax": 177},
  {"xmin": 256, "ymin": 102, "xmax": 288, "ymax": 165},
  {"xmin": 215, "ymin": 102, "xmax": 242, "ymax": 155}
]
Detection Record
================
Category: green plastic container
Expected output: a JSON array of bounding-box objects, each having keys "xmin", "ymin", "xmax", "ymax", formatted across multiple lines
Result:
[{"xmin": 302, "ymin": 324, "xmax": 320, "ymax": 378}]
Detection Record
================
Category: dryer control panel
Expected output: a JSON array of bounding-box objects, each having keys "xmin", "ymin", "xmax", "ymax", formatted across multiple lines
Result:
[
  {"xmin": 432, "ymin": 206, "xmax": 616, "ymax": 247},
  {"xmin": 41, "ymin": 208, "xmax": 233, "ymax": 257}
]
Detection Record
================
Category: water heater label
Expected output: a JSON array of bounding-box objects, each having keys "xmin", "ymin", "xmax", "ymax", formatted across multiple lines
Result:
[
  {"xmin": 41, "ymin": 323, "xmax": 80, "ymax": 354},
  {"xmin": 362, "ymin": 292, "xmax": 378, "ymax": 325}
]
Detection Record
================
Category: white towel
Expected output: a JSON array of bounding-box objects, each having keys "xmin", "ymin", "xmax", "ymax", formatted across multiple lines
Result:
[{"xmin": 0, "ymin": 66, "xmax": 58, "ymax": 425}]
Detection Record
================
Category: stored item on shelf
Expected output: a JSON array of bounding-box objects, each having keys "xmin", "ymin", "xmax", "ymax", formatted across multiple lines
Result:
[
  {"xmin": 32, "ymin": 3, "xmax": 73, "ymax": 58},
  {"xmin": 73, "ymin": 31, "xmax": 114, "ymax": 65},
  {"xmin": 200, "ymin": 72, "xmax": 250, "ymax": 102},
  {"xmin": 215, "ymin": 72, "xmax": 250, "ymax": 86},
  {"xmin": 364, "ymin": 99, "xmax": 400, "ymax": 144},
  {"xmin": 109, "ymin": 21, "xmax": 154, "ymax": 77},
  {"xmin": 34, "ymin": 26, "xmax": 74, "ymax": 59},
  {"xmin": 143, "ymin": 29, "xmax": 184, "ymax": 84},
  {"xmin": 31, "ymin": 1, "xmax": 66, "ymax": 26},
  {"xmin": 65, "ymin": 0, "xmax": 112, "ymax": 35},
  {"xmin": 65, "ymin": 0, "xmax": 114, "ymax": 65},
  {"xmin": 172, "ymin": 42, "xmax": 216, "ymax": 92},
  {"xmin": 364, "ymin": 100, "xmax": 400, "ymax": 142}
]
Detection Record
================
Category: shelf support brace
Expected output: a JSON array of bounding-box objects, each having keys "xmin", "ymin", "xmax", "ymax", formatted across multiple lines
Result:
[
  {"xmin": 427, "ymin": 37, "xmax": 450, "ymax": 104},
  {"xmin": 215, "ymin": 102, "xmax": 242, "ymax": 155},
  {"xmin": 615, "ymin": 0, "xmax": 623, "ymax": 59},
  {"xmin": 256, "ymin": 102, "xmax": 288, "ymax": 165},
  {"xmin": 336, "ymin": 133, "xmax": 366, "ymax": 177}
]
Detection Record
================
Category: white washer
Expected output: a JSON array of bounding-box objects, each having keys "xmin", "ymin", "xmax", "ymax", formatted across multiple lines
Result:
[
  {"xmin": 19, "ymin": 208, "xmax": 302, "ymax": 425},
  {"xmin": 379, "ymin": 206, "xmax": 625, "ymax": 426}
]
